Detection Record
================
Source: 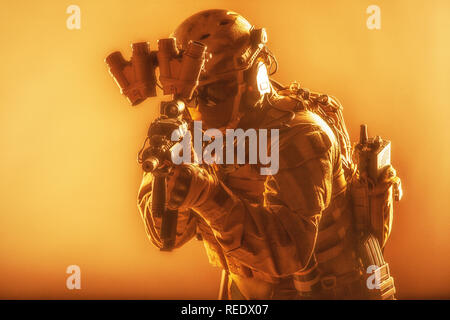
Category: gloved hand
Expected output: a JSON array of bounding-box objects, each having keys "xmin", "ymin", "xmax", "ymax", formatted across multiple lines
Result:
[
  {"xmin": 165, "ymin": 164, "xmax": 219, "ymax": 211},
  {"xmin": 370, "ymin": 164, "xmax": 403, "ymax": 247},
  {"xmin": 373, "ymin": 164, "xmax": 403, "ymax": 201}
]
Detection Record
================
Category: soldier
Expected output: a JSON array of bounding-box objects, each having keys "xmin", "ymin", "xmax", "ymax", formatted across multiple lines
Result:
[{"xmin": 137, "ymin": 9, "xmax": 401, "ymax": 299}]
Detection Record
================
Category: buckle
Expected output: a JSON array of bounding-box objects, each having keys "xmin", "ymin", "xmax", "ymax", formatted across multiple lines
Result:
[{"xmin": 320, "ymin": 275, "xmax": 337, "ymax": 289}]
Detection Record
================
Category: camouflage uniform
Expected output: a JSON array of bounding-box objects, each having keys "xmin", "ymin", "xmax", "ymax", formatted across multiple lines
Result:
[{"xmin": 138, "ymin": 90, "xmax": 366, "ymax": 299}]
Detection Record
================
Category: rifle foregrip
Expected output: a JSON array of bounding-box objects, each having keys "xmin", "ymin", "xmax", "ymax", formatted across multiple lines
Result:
[
  {"xmin": 160, "ymin": 209, "xmax": 178, "ymax": 251},
  {"xmin": 151, "ymin": 175, "xmax": 166, "ymax": 218}
]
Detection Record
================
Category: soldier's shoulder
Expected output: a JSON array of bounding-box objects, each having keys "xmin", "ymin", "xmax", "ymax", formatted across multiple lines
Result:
[
  {"xmin": 280, "ymin": 112, "xmax": 337, "ymax": 166},
  {"xmin": 263, "ymin": 94, "xmax": 337, "ymax": 145},
  {"xmin": 262, "ymin": 91, "xmax": 339, "ymax": 168}
]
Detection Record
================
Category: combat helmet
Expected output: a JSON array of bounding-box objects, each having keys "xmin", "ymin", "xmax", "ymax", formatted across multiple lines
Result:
[{"xmin": 171, "ymin": 9, "xmax": 275, "ymax": 128}]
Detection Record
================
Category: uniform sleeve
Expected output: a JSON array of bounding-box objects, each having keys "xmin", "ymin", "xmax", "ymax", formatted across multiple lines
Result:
[
  {"xmin": 137, "ymin": 172, "xmax": 198, "ymax": 249},
  {"xmin": 193, "ymin": 123, "xmax": 338, "ymax": 277}
]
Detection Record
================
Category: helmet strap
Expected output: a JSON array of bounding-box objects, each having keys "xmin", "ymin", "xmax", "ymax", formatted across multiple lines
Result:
[{"xmin": 225, "ymin": 70, "xmax": 246, "ymax": 129}]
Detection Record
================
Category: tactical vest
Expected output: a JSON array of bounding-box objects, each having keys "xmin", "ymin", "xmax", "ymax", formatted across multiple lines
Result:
[{"xmin": 274, "ymin": 81, "xmax": 399, "ymax": 299}]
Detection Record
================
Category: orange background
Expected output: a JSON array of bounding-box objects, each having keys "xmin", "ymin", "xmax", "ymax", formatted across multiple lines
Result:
[{"xmin": 1, "ymin": 0, "xmax": 449, "ymax": 299}]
